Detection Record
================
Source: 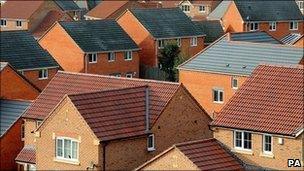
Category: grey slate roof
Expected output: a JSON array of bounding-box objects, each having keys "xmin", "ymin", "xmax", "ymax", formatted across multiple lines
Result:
[
  {"xmin": 194, "ymin": 20, "xmax": 224, "ymax": 44},
  {"xmin": 179, "ymin": 33, "xmax": 303, "ymax": 76},
  {"xmin": 59, "ymin": 20, "xmax": 139, "ymax": 52},
  {"xmin": 130, "ymin": 8, "xmax": 203, "ymax": 39},
  {"xmin": 0, "ymin": 99, "xmax": 31, "ymax": 137},
  {"xmin": 230, "ymin": 31, "xmax": 281, "ymax": 44},
  {"xmin": 0, "ymin": 31, "xmax": 59, "ymax": 70},
  {"xmin": 54, "ymin": 0, "xmax": 81, "ymax": 11},
  {"xmin": 281, "ymin": 33, "xmax": 303, "ymax": 45},
  {"xmin": 207, "ymin": 1, "xmax": 231, "ymax": 20}
]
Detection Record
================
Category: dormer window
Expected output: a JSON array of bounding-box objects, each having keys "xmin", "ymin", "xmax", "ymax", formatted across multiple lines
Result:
[
  {"xmin": 289, "ymin": 21, "xmax": 298, "ymax": 30},
  {"xmin": 16, "ymin": 20, "xmax": 22, "ymax": 27},
  {"xmin": 269, "ymin": 22, "xmax": 276, "ymax": 31},
  {"xmin": 249, "ymin": 22, "xmax": 259, "ymax": 31},
  {"xmin": 0, "ymin": 19, "xmax": 6, "ymax": 27},
  {"xmin": 181, "ymin": 5, "xmax": 190, "ymax": 13}
]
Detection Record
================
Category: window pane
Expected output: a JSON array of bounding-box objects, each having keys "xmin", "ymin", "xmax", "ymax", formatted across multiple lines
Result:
[
  {"xmin": 243, "ymin": 132, "xmax": 252, "ymax": 149},
  {"xmin": 64, "ymin": 139, "xmax": 71, "ymax": 159},
  {"xmin": 219, "ymin": 91, "xmax": 223, "ymax": 102},
  {"xmin": 148, "ymin": 135, "xmax": 154, "ymax": 148},
  {"xmin": 72, "ymin": 141, "xmax": 78, "ymax": 159},
  {"xmin": 264, "ymin": 135, "xmax": 272, "ymax": 152},
  {"xmin": 235, "ymin": 131, "xmax": 242, "ymax": 147},
  {"xmin": 213, "ymin": 90, "xmax": 218, "ymax": 101},
  {"xmin": 57, "ymin": 139, "xmax": 63, "ymax": 157}
]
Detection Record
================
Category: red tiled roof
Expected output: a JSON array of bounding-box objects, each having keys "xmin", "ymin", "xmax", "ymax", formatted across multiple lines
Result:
[
  {"xmin": 0, "ymin": 1, "xmax": 44, "ymax": 20},
  {"xmin": 85, "ymin": 0, "xmax": 129, "ymax": 19},
  {"xmin": 32, "ymin": 10, "xmax": 72, "ymax": 38},
  {"xmin": 23, "ymin": 71, "xmax": 180, "ymax": 123},
  {"xmin": 176, "ymin": 138, "xmax": 244, "ymax": 170},
  {"xmin": 211, "ymin": 65, "xmax": 304, "ymax": 136},
  {"xmin": 15, "ymin": 145, "xmax": 36, "ymax": 164},
  {"xmin": 69, "ymin": 86, "xmax": 148, "ymax": 141}
]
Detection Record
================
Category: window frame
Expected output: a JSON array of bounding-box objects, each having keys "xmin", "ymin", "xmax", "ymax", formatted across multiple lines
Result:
[
  {"xmin": 232, "ymin": 77, "xmax": 238, "ymax": 89},
  {"xmin": 199, "ymin": 5, "xmax": 206, "ymax": 12},
  {"xmin": 176, "ymin": 38, "xmax": 181, "ymax": 47},
  {"xmin": 297, "ymin": 1, "xmax": 303, "ymax": 10},
  {"xmin": 108, "ymin": 52, "xmax": 116, "ymax": 62},
  {"xmin": 289, "ymin": 21, "xmax": 298, "ymax": 30},
  {"xmin": 213, "ymin": 89, "xmax": 224, "ymax": 103},
  {"xmin": 263, "ymin": 134, "xmax": 273, "ymax": 155},
  {"xmin": 249, "ymin": 22, "xmax": 259, "ymax": 31},
  {"xmin": 126, "ymin": 73, "xmax": 133, "ymax": 78},
  {"xmin": 181, "ymin": 5, "xmax": 190, "ymax": 13},
  {"xmin": 147, "ymin": 134, "xmax": 155, "ymax": 151},
  {"xmin": 88, "ymin": 53, "xmax": 97, "ymax": 63},
  {"xmin": 190, "ymin": 37, "xmax": 197, "ymax": 47},
  {"xmin": 16, "ymin": 20, "xmax": 22, "ymax": 27},
  {"xmin": 0, "ymin": 19, "xmax": 7, "ymax": 27},
  {"xmin": 234, "ymin": 130, "xmax": 252, "ymax": 151},
  {"xmin": 269, "ymin": 21, "xmax": 276, "ymax": 31},
  {"xmin": 38, "ymin": 69, "xmax": 48, "ymax": 80},
  {"xmin": 55, "ymin": 137, "xmax": 79, "ymax": 162},
  {"xmin": 124, "ymin": 51, "xmax": 132, "ymax": 61},
  {"xmin": 158, "ymin": 40, "xmax": 164, "ymax": 49}
]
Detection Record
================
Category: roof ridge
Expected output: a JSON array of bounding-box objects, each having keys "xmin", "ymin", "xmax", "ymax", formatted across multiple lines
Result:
[
  {"xmin": 258, "ymin": 64, "xmax": 304, "ymax": 69},
  {"xmin": 0, "ymin": 99, "xmax": 33, "ymax": 103},
  {"xmin": 58, "ymin": 71, "xmax": 180, "ymax": 85},
  {"xmin": 175, "ymin": 138, "xmax": 216, "ymax": 147}
]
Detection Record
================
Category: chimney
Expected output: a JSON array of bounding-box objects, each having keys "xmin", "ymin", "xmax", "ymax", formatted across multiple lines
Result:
[
  {"xmin": 227, "ymin": 32, "xmax": 231, "ymax": 41},
  {"xmin": 145, "ymin": 86, "xmax": 150, "ymax": 132}
]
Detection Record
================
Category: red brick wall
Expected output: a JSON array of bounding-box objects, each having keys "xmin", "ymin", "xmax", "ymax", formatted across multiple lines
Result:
[
  {"xmin": 0, "ymin": 66, "xmax": 39, "ymax": 100},
  {"xmin": 23, "ymin": 68, "xmax": 58, "ymax": 91},
  {"xmin": 0, "ymin": 119, "xmax": 24, "ymax": 170},
  {"xmin": 222, "ymin": 2, "xmax": 244, "ymax": 32}
]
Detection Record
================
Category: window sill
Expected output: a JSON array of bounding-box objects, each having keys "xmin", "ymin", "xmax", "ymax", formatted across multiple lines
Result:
[
  {"xmin": 124, "ymin": 59, "xmax": 132, "ymax": 61},
  {"xmin": 147, "ymin": 148, "xmax": 155, "ymax": 152},
  {"xmin": 260, "ymin": 153, "xmax": 274, "ymax": 158},
  {"xmin": 232, "ymin": 149, "xmax": 253, "ymax": 155},
  {"xmin": 54, "ymin": 158, "xmax": 80, "ymax": 165},
  {"xmin": 108, "ymin": 60, "xmax": 115, "ymax": 62},
  {"xmin": 232, "ymin": 87, "xmax": 238, "ymax": 90},
  {"xmin": 89, "ymin": 62, "xmax": 97, "ymax": 64},
  {"xmin": 289, "ymin": 29, "xmax": 298, "ymax": 31},
  {"xmin": 269, "ymin": 30, "xmax": 276, "ymax": 32},
  {"xmin": 38, "ymin": 78, "xmax": 48, "ymax": 80},
  {"xmin": 213, "ymin": 101, "xmax": 224, "ymax": 104}
]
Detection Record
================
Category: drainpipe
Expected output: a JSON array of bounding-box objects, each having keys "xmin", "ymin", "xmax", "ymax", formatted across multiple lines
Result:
[
  {"xmin": 84, "ymin": 54, "xmax": 87, "ymax": 73},
  {"xmin": 145, "ymin": 87, "xmax": 150, "ymax": 132},
  {"xmin": 102, "ymin": 142, "xmax": 108, "ymax": 171}
]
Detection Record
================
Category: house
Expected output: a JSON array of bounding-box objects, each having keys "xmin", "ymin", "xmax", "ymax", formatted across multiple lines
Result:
[
  {"xmin": 210, "ymin": 64, "xmax": 304, "ymax": 170},
  {"xmin": 136, "ymin": 138, "xmax": 244, "ymax": 170},
  {"xmin": 117, "ymin": 8, "xmax": 205, "ymax": 69},
  {"xmin": 0, "ymin": 0, "xmax": 80, "ymax": 32},
  {"xmin": 296, "ymin": 0, "xmax": 304, "ymax": 14},
  {"xmin": 0, "ymin": 31, "xmax": 59, "ymax": 90},
  {"xmin": 178, "ymin": 32, "xmax": 304, "ymax": 116},
  {"xmin": 0, "ymin": 62, "xmax": 40, "ymax": 100},
  {"xmin": 161, "ymin": 0, "xmax": 221, "ymax": 21},
  {"xmin": 194, "ymin": 20, "xmax": 224, "ymax": 45},
  {"xmin": 18, "ymin": 71, "xmax": 212, "ymax": 170},
  {"xmin": 0, "ymin": 99, "xmax": 31, "ymax": 170},
  {"xmin": 281, "ymin": 33, "xmax": 304, "ymax": 47},
  {"xmin": 39, "ymin": 20, "xmax": 140, "ymax": 78},
  {"xmin": 208, "ymin": 0, "xmax": 303, "ymax": 39},
  {"xmin": 84, "ymin": 0, "xmax": 161, "ymax": 20}
]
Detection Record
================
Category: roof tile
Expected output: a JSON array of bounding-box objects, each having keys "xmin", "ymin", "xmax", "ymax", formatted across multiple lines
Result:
[{"xmin": 15, "ymin": 145, "xmax": 36, "ymax": 164}]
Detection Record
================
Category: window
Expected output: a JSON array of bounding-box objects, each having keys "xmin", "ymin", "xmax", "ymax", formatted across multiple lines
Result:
[
  {"xmin": 190, "ymin": 37, "xmax": 197, "ymax": 47},
  {"xmin": 16, "ymin": 20, "xmax": 22, "ymax": 27},
  {"xmin": 289, "ymin": 21, "xmax": 298, "ymax": 30},
  {"xmin": 126, "ymin": 72, "xmax": 133, "ymax": 78},
  {"xmin": 111, "ymin": 73, "xmax": 121, "ymax": 77},
  {"xmin": 232, "ymin": 77, "xmax": 238, "ymax": 89},
  {"xmin": 176, "ymin": 38, "xmax": 181, "ymax": 47},
  {"xmin": 38, "ymin": 69, "xmax": 48, "ymax": 79},
  {"xmin": 199, "ymin": 5, "xmax": 206, "ymax": 12},
  {"xmin": 234, "ymin": 131, "xmax": 252, "ymax": 150},
  {"xmin": 269, "ymin": 22, "xmax": 276, "ymax": 31},
  {"xmin": 158, "ymin": 40, "xmax": 164, "ymax": 49},
  {"xmin": 249, "ymin": 22, "xmax": 259, "ymax": 31},
  {"xmin": 28, "ymin": 164, "xmax": 36, "ymax": 171},
  {"xmin": 181, "ymin": 5, "xmax": 190, "ymax": 13},
  {"xmin": 263, "ymin": 134, "xmax": 272, "ymax": 154},
  {"xmin": 108, "ymin": 52, "xmax": 115, "ymax": 62},
  {"xmin": 124, "ymin": 51, "xmax": 132, "ymax": 60},
  {"xmin": 56, "ymin": 137, "xmax": 79, "ymax": 161},
  {"xmin": 0, "ymin": 19, "xmax": 6, "ymax": 27},
  {"xmin": 19, "ymin": 70, "xmax": 24, "ymax": 75},
  {"xmin": 88, "ymin": 53, "xmax": 97, "ymax": 63},
  {"xmin": 36, "ymin": 120, "xmax": 42, "ymax": 128},
  {"xmin": 297, "ymin": 1, "xmax": 303, "ymax": 11},
  {"xmin": 21, "ymin": 124, "xmax": 25, "ymax": 141},
  {"xmin": 213, "ymin": 89, "xmax": 223, "ymax": 103},
  {"xmin": 147, "ymin": 134, "xmax": 155, "ymax": 151}
]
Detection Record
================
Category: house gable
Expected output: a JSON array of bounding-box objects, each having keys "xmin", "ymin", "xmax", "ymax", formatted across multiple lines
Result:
[{"xmin": 221, "ymin": 1, "xmax": 244, "ymax": 32}]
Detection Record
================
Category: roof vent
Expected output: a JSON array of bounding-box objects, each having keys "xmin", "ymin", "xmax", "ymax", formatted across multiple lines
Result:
[
  {"xmin": 242, "ymin": 65, "xmax": 247, "ymax": 69},
  {"xmin": 226, "ymin": 64, "xmax": 230, "ymax": 67}
]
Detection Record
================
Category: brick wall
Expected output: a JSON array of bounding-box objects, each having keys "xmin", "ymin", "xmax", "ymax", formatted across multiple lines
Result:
[
  {"xmin": 23, "ymin": 68, "xmax": 58, "ymax": 91},
  {"xmin": 0, "ymin": 20, "xmax": 28, "ymax": 31},
  {"xmin": 214, "ymin": 128, "xmax": 303, "ymax": 170},
  {"xmin": 294, "ymin": 37, "xmax": 304, "ymax": 48},
  {"xmin": 179, "ymin": 69, "xmax": 247, "ymax": 116},
  {"xmin": 24, "ymin": 119, "xmax": 38, "ymax": 146}
]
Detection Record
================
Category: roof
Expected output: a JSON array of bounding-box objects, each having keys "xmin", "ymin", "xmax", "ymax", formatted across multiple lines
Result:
[
  {"xmin": 194, "ymin": 20, "xmax": 224, "ymax": 43},
  {"xmin": 0, "ymin": 31, "xmax": 59, "ymax": 70},
  {"xmin": 129, "ymin": 8, "xmax": 203, "ymax": 39},
  {"xmin": 32, "ymin": 10, "xmax": 72, "ymax": 38},
  {"xmin": 59, "ymin": 20, "xmax": 139, "ymax": 52},
  {"xmin": 69, "ymin": 86, "xmax": 148, "ymax": 141},
  {"xmin": 234, "ymin": 0, "xmax": 303, "ymax": 21},
  {"xmin": 0, "ymin": 62, "xmax": 8, "ymax": 71},
  {"xmin": 179, "ymin": 33, "xmax": 303, "ymax": 76},
  {"xmin": 207, "ymin": 0, "xmax": 231, "ymax": 20},
  {"xmin": 211, "ymin": 65, "xmax": 304, "ymax": 136},
  {"xmin": 23, "ymin": 71, "xmax": 180, "ymax": 121},
  {"xmin": 176, "ymin": 138, "xmax": 244, "ymax": 170},
  {"xmin": 85, "ymin": 0, "xmax": 129, "ymax": 19},
  {"xmin": 0, "ymin": 99, "xmax": 31, "ymax": 137},
  {"xmin": 15, "ymin": 145, "xmax": 36, "ymax": 164},
  {"xmin": 0, "ymin": 1, "xmax": 44, "ymax": 20},
  {"xmin": 87, "ymin": 0, "xmax": 102, "ymax": 10},
  {"xmin": 281, "ymin": 33, "xmax": 303, "ymax": 45},
  {"xmin": 54, "ymin": 0, "xmax": 81, "ymax": 11},
  {"xmin": 230, "ymin": 31, "xmax": 281, "ymax": 44}
]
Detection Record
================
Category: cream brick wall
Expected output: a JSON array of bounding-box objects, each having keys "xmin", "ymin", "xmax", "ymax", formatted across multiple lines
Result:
[
  {"xmin": 214, "ymin": 128, "xmax": 304, "ymax": 170},
  {"xmin": 0, "ymin": 20, "xmax": 28, "ymax": 31},
  {"xmin": 24, "ymin": 119, "xmax": 38, "ymax": 146}
]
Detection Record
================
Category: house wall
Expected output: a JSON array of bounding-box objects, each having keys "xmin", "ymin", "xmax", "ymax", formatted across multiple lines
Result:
[
  {"xmin": 23, "ymin": 68, "xmax": 58, "ymax": 91},
  {"xmin": 213, "ymin": 128, "xmax": 304, "ymax": 170},
  {"xmin": 294, "ymin": 37, "xmax": 304, "ymax": 48},
  {"xmin": 39, "ymin": 23, "xmax": 85, "ymax": 72},
  {"xmin": 36, "ymin": 97, "xmax": 100, "ymax": 170},
  {"xmin": 0, "ymin": 66, "xmax": 39, "ymax": 100},
  {"xmin": 221, "ymin": 2, "xmax": 243, "ymax": 32},
  {"xmin": 23, "ymin": 119, "xmax": 38, "ymax": 146},
  {"xmin": 179, "ymin": 69, "xmax": 247, "ymax": 116},
  {"xmin": 86, "ymin": 51, "xmax": 140, "ymax": 78},
  {"xmin": 0, "ymin": 20, "xmax": 28, "ymax": 31},
  {"xmin": 0, "ymin": 119, "xmax": 24, "ymax": 170},
  {"xmin": 140, "ymin": 148, "xmax": 199, "ymax": 170}
]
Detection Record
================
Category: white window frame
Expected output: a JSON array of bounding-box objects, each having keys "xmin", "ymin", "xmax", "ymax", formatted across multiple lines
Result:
[
  {"xmin": 181, "ymin": 5, "xmax": 190, "ymax": 13},
  {"xmin": 36, "ymin": 120, "xmax": 42, "ymax": 128},
  {"xmin": 190, "ymin": 37, "xmax": 197, "ymax": 47},
  {"xmin": 88, "ymin": 53, "xmax": 97, "ymax": 63},
  {"xmin": 234, "ymin": 130, "xmax": 252, "ymax": 151},
  {"xmin": 108, "ymin": 52, "xmax": 115, "ymax": 62},
  {"xmin": 263, "ymin": 134, "xmax": 273, "ymax": 155},
  {"xmin": 199, "ymin": 5, "xmax": 206, "ymax": 13},
  {"xmin": 38, "ymin": 69, "xmax": 48, "ymax": 80},
  {"xmin": 147, "ymin": 134, "xmax": 155, "ymax": 151},
  {"xmin": 0, "ymin": 19, "xmax": 6, "ymax": 27},
  {"xmin": 232, "ymin": 77, "xmax": 238, "ymax": 89},
  {"xmin": 158, "ymin": 40, "xmax": 164, "ymax": 49},
  {"xmin": 269, "ymin": 22, "xmax": 276, "ymax": 31},
  {"xmin": 213, "ymin": 89, "xmax": 224, "ymax": 103},
  {"xmin": 289, "ymin": 21, "xmax": 298, "ymax": 30},
  {"xmin": 176, "ymin": 38, "xmax": 181, "ymax": 47},
  {"xmin": 126, "ymin": 73, "xmax": 133, "ymax": 78},
  {"xmin": 124, "ymin": 51, "xmax": 132, "ymax": 61},
  {"xmin": 55, "ymin": 137, "xmax": 79, "ymax": 162},
  {"xmin": 249, "ymin": 22, "xmax": 259, "ymax": 31},
  {"xmin": 297, "ymin": 1, "xmax": 303, "ymax": 11},
  {"xmin": 16, "ymin": 20, "xmax": 22, "ymax": 28}
]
